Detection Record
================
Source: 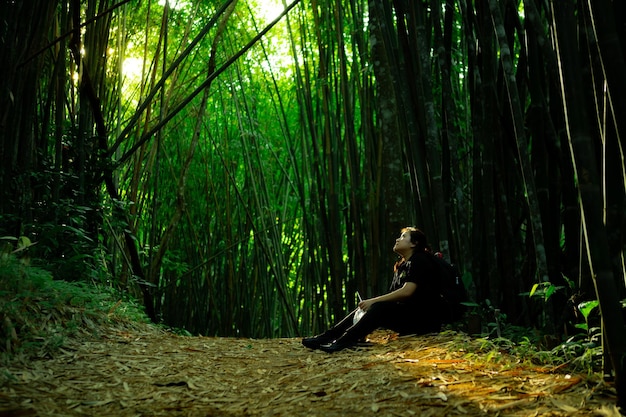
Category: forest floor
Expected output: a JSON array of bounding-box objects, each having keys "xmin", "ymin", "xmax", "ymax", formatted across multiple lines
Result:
[{"xmin": 1, "ymin": 321, "xmax": 623, "ymax": 417}]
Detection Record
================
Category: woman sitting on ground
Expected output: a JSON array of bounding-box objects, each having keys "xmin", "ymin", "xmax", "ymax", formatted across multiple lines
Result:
[{"xmin": 302, "ymin": 226, "xmax": 442, "ymax": 353}]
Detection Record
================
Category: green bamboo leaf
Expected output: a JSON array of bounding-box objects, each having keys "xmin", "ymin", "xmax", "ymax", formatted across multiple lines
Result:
[
  {"xmin": 529, "ymin": 283, "xmax": 539, "ymax": 298},
  {"xmin": 578, "ymin": 300, "xmax": 599, "ymax": 320},
  {"xmin": 545, "ymin": 284, "xmax": 556, "ymax": 300},
  {"xmin": 17, "ymin": 236, "xmax": 32, "ymax": 249}
]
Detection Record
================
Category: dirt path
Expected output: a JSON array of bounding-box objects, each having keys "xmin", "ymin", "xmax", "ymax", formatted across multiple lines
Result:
[{"xmin": 0, "ymin": 327, "xmax": 620, "ymax": 416}]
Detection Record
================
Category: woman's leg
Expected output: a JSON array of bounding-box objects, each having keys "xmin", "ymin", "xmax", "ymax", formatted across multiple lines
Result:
[
  {"xmin": 318, "ymin": 302, "xmax": 401, "ymax": 352},
  {"xmin": 302, "ymin": 309, "xmax": 359, "ymax": 349},
  {"xmin": 319, "ymin": 302, "xmax": 440, "ymax": 352},
  {"xmin": 344, "ymin": 302, "xmax": 403, "ymax": 340}
]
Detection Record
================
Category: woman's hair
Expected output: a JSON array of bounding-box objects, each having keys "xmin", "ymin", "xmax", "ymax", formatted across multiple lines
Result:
[{"xmin": 402, "ymin": 226, "xmax": 430, "ymax": 252}]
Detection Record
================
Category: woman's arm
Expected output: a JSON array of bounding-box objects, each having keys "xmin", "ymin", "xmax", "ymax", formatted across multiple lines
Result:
[{"xmin": 358, "ymin": 282, "xmax": 417, "ymax": 311}]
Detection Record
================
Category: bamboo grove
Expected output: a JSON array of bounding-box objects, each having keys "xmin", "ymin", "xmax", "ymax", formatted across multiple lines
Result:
[{"xmin": 1, "ymin": 0, "xmax": 625, "ymax": 401}]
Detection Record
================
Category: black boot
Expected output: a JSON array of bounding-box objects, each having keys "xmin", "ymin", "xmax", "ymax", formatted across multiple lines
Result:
[
  {"xmin": 302, "ymin": 310, "xmax": 361, "ymax": 350},
  {"xmin": 302, "ymin": 332, "xmax": 336, "ymax": 350},
  {"xmin": 318, "ymin": 333, "xmax": 358, "ymax": 353}
]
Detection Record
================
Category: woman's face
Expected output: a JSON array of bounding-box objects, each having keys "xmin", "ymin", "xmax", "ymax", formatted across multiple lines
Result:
[{"xmin": 393, "ymin": 231, "xmax": 415, "ymax": 254}]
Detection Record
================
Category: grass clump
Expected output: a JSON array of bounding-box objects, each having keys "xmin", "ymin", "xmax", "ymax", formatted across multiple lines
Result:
[{"xmin": 0, "ymin": 253, "xmax": 150, "ymax": 365}]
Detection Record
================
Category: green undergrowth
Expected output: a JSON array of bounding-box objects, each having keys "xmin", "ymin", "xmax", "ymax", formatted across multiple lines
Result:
[
  {"xmin": 442, "ymin": 324, "xmax": 603, "ymax": 377},
  {"xmin": 0, "ymin": 254, "xmax": 152, "ymax": 366}
]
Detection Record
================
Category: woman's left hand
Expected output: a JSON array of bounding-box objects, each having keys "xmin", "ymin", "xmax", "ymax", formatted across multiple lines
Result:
[{"xmin": 358, "ymin": 299, "xmax": 376, "ymax": 311}]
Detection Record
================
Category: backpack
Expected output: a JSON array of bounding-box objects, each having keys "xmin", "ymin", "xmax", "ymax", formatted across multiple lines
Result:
[{"xmin": 429, "ymin": 252, "xmax": 467, "ymax": 324}]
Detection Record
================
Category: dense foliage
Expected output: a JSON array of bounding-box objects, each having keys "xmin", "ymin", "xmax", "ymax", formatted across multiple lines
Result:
[{"xmin": 0, "ymin": 249, "xmax": 150, "ymax": 365}]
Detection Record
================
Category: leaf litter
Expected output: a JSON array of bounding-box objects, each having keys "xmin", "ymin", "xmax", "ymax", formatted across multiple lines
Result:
[{"xmin": 0, "ymin": 325, "xmax": 621, "ymax": 417}]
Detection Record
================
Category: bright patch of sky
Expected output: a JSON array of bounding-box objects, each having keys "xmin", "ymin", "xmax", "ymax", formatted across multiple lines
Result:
[
  {"xmin": 251, "ymin": 0, "xmax": 296, "ymax": 78},
  {"xmin": 254, "ymin": 0, "xmax": 286, "ymax": 22},
  {"xmin": 121, "ymin": 0, "xmax": 188, "ymax": 82},
  {"xmin": 158, "ymin": 0, "xmax": 189, "ymax": 10},
  {"xmin": 122, "ymin": 57, "xmax": 143, "ymax": 83}
]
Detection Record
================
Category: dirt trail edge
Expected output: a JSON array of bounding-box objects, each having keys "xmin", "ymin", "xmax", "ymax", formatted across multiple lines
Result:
[{"xmin": 1, "ymin": 328, "xmax": 621, "ymax": 416}]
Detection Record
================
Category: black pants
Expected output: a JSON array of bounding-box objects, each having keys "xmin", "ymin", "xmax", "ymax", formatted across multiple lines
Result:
[{"xmin": 323, "ymin": 301, "xmax": 441, "ymax": 343}]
